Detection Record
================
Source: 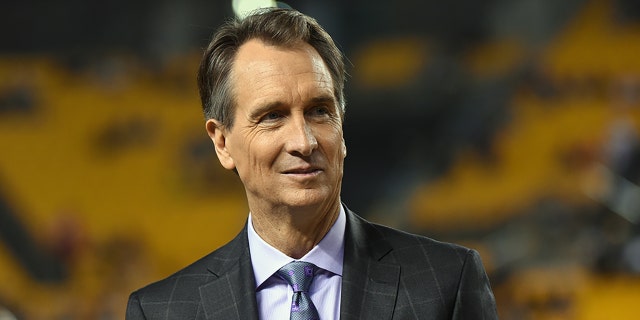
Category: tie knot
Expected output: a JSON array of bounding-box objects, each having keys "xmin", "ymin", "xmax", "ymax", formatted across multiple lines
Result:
[{"xmin": 277, "ymin": 261, "xmax": 317, "ymax": 293}]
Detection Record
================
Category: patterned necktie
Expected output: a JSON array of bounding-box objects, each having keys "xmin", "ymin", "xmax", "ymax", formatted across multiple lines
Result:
[{"xmin": 276, "ymin": 261, "xmax": 320, "ymax": 320}]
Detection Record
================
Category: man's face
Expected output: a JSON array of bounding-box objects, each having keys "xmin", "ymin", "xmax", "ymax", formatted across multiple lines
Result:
[{"xmin": 207, "ymin": 39, "xmax": 346, "ymax": 213}]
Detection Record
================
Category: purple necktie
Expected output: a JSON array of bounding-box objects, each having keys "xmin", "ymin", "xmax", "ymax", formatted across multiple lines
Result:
[{"xmin": 276, "ymin": 261, "xmax": 320, "ymax": 320}]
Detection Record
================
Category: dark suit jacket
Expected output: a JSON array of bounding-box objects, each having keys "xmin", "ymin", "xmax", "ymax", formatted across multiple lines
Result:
[{"xmin": 126, "ymin": 208, "xmax": 498, "ymax": 319}]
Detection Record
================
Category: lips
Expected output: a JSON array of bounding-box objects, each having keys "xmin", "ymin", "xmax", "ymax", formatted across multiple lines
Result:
[{"xmin": 283, "ymin": 166, "xmax": 322, "ymax": 174}]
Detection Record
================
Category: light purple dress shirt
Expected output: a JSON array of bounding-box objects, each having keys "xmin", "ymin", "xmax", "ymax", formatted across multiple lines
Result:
[{"xmin": 247, "ymin": 205, "xmax": 346, "ymax": 320}]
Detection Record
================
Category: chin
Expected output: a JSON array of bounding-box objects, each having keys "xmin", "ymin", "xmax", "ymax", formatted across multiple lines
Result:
[{"xmin": 282, "ymin": 189, "xmax": 334, "ymax": 208}]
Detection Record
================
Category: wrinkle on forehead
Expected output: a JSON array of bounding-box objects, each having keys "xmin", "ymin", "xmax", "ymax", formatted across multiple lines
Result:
[
  {"xmin": 231, "ymin": 39, "xmax": 336, "ymax": 112},
  {"xmin": 242, "ymin": 56, "xmax": 330, "ymax": 84}
]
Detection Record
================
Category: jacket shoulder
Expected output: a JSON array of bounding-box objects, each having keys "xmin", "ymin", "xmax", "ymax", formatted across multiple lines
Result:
[
  {"xmin": 349, "ymin": 214, "xmax": 497, "ymax": 319},
  {"xmin": 349, "ymin": 212, "xmax": 482, "ymax": 289},
  {"xmin": 348, "ymin": 210, "xmax": 473, "ymax": 268},
  {"xmin": 127, "ymin": 227, "xmax": 249, "ymax": 318},
  {"xmin": 372, "ymin": 222, "xmax": 472, "ymax": 261}
]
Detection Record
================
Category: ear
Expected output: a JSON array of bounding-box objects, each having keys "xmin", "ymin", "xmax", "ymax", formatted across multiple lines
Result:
[
  {"xmin": 205, "ymin": 119, "xmax": 236, "ymax": 170},
  {"xmin": 341, "ymin": 137, "xmax": 347, "ymax": 158}
]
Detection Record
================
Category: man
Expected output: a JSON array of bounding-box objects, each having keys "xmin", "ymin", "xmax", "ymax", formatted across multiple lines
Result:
[{"xmin": 126, "ymin": 7, "xmax": 498, "ymax": 320}]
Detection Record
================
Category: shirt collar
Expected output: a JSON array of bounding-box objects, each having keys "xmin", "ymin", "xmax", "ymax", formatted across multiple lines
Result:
[{"xmin": 247, "ymin": 205, "xmax": 346, "ymax": 289}]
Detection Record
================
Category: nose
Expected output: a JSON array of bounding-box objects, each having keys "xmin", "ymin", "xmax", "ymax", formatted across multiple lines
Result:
[{"xmin": 284, "ymin": 116, "xmax": 318, "ymax": 156}]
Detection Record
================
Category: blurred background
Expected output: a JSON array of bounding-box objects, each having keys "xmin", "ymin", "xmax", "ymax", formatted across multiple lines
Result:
[{"xmin": 1, "ymin": 0, "xmax": 640, "ymax": 318}]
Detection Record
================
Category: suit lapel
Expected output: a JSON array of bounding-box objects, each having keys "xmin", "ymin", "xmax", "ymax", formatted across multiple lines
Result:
[
  {"xmin": 193, "ymin": 210, "xmax": 400, "ymax": 320},
  {"xmin": 198, "ymin": 226, "xmax": 259, "ymax": 320},
  {"xmin": 340, "ymin": 209, "xmax": 400, "ymax": 320}
]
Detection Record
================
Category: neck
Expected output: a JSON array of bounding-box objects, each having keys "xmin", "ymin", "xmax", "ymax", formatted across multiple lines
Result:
[{"xmin": 250, "ymin": 200, "xmax": 341, "ymax": 259}]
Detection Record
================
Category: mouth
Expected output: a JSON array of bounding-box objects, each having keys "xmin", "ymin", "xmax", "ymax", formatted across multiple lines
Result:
[{"xmin": 283, "ymin": 166, "xmax": 322, "ymax": 175}]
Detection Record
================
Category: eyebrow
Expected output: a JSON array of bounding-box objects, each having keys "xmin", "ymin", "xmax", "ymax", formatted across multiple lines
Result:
[{"xmin": 309, "ymin": 95, "xmax": 336, "ymax": 106}]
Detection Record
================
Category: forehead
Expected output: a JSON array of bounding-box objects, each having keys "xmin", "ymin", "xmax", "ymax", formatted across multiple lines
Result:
[{"xmin": 230, "ymin": 39, "xmax": 335, "ymax": 105}]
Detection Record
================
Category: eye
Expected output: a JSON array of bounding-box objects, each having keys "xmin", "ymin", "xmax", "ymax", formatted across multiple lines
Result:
[
  {"xmin": 261, "ymin": 111, "xmax": 283, "ymax": 122},
  {"xmin": 309, "ymin": 106, "xmax": 330, "ymax": 117}
]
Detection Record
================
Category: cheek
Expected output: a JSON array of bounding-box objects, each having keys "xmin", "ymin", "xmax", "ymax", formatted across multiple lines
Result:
[
  {"xmin": 245, "ymin": 134, "xmax": 281, "ymax": 168},
  {"xmin": 332, "ymin": 128, "xmax": 346, "ymax": 160},
  {"xmin": 228, "ymin": 132, "xmax": 261, "ymax": 171},
  {"xmin": 323, "ymin": 133, "xmax": 346, "ymax": 164}
]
